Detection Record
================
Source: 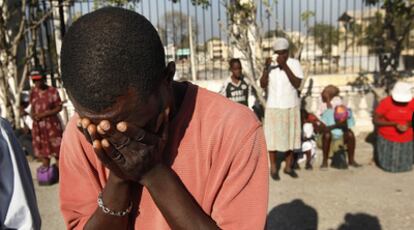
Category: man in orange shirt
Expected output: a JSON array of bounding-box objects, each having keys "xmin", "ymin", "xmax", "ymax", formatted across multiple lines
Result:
[{"xmin": 59, "ymin": 7, "xmax": 268, "ymax": 229}]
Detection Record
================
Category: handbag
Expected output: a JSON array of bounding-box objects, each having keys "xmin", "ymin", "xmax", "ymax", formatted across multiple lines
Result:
[{"xmin": 37, "ymin": 164, "xmax": 59, "ymax": 185}]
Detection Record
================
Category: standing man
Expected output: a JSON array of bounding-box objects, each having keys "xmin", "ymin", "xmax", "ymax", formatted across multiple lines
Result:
[
  {"xmin": 260, "ymin": 38, "xmax": 304, "ymax": 180},
  {"xmin": 59, "ymin": 8, "xmax": 268, "ymax": 229}
]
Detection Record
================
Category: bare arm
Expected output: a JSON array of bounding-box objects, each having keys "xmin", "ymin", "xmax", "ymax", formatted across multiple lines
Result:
[
  {"xmin": 260, "ymin": 58, "xmax": 272, "ymax": 88},
  {"xmin": 81, "ymin": 118, "xmax": 219, "ymax": 230},
  {"xmin": 42, "ymin": 104, "xmax": 62, "ymax": 117},
  {"xmin": 260, "ymin": 70, "xmax": 269, "ymax": 89},
  {"xmin": 84, "ymin": 173, "xmax": 132, "ymax": 230},
  {"xmin": 141, "ymin": 165, "xmax": 220, "ymax": 230},
  {"xmin": 373, "ymin": 113, "xmax": 397, "ymax": 127}
]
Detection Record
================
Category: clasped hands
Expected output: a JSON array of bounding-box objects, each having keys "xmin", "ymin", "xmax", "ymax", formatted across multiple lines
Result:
[
  {"xmin": 396, "ymin": 123, "xmax": 410, "ymax": 133},
  {"xmin": 77, "ymin": 109, "xmax": 169, "ymax": 183}
]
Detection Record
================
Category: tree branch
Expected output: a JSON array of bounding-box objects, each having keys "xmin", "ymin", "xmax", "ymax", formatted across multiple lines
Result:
[
  {"xmin": 11, "ymin": 0, "xmax": 27, "ymax": 56},
  {"xmin": 24, "ymin": 8, "xmax": 54, "ymax": 34}
]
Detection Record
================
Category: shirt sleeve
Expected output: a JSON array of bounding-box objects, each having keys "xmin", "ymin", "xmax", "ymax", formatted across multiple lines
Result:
[
  {"xmin": 347, "ymin": 109, "xmax": 356, "ymax": 128},
  {"xmin": 289, "ymin": 59, "xmax": 304, "ymax": 79},
  {"xmin": 59, "ymin": 120, "xmax": 105, "ymax": 230},
  {"xmin": 219, "ymin": 81, "xmax": 228, "ymax": 96},
  {"xmin": 375, "ymin": 98, "xmax": 389, "ymax": 115},
  {"xmin": 210, "ymin": 126, "xmax": 269, "ymax": 229},
  {"xmin": 320, "ymin": 109, "xmax": 335, "ymax": 126},
  {"xmin": 51, "ymin": 88, "xmax": 63, "ymax": 108}
]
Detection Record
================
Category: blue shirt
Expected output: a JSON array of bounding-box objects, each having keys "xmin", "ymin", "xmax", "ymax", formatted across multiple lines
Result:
[{"xmin": 321, "ymin": 108, "xmax": 355, "ymax": 139}]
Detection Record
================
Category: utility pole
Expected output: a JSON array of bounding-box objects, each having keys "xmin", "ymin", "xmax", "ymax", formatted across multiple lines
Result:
[{"xmin": 189, "ymin": 17, "xmax": 197, "ymax": 82}]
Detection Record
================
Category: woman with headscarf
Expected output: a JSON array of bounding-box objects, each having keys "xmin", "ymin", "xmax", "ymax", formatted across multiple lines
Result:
[
  {"xmin": 374, "ymin": 81, "xmax": 414, "ymax": 172},
  {"xmin": 29, "ymin": 70, "xmax": 63, "ymax": 183}
]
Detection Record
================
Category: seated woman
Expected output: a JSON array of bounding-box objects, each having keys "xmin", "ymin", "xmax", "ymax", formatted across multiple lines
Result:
[
  {"xmin": 374, "ymin": 81, "xmax": 414, "ymax": 173},
  {"xmin": 318, "ymin": 86, "xmax": 361, "ymax": 169}
]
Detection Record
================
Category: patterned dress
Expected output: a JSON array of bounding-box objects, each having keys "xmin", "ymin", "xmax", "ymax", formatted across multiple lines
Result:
[{"xmin": 30, "ymin": 86, "xmax": 63, "ymax": 158}]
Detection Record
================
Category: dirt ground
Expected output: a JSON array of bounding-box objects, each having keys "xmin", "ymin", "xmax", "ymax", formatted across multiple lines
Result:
[{"xmin": 30, "ymin": 133, "xmax": 414, "ymax": 230}]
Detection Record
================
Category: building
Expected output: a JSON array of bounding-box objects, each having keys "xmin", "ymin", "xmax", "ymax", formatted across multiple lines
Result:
[{"xmin": 205, "ymin": 38, "xmax": 229, "ymax": 61}]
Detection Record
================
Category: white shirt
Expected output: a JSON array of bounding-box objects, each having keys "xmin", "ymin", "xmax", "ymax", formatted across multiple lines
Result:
[{"xmin": 266, "ymin": 58, "xmax": 304, "ymax": 109}]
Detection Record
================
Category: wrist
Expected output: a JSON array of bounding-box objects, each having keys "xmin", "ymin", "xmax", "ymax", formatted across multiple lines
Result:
[
  {"xmin": 140, "ymin": 164, "xmax": 168, "ymax": 188},
  {"xmin": 108, "ymin": 171, "xmax": 130, "ymax": 186}
]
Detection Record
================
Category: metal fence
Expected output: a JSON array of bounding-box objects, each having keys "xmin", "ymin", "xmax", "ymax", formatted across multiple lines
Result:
[{"xmin": 36, "ymin": 0, "xmax": 414, "ymax": 81}]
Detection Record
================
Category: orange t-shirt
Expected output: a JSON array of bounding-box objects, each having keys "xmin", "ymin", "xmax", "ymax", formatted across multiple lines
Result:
[{"xmin": 59, "ymin": 83, "xmax": 269, "ymax": 229}]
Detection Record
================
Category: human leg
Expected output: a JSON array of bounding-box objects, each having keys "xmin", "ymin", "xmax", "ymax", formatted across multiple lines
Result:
[
  {"xmin": 344, "ymin": 130, "xmax": 361, "ymax": 167},
  {"xmin": 269, "ymin": 151, "xmax": 280, "ymax": 180},
  {"xmin": 283, "ymin": 150, "xmax": 298, "ymax": 178},
  {"xmin": 304, "ymin": 150, "xmax": 313, "ymax": 170},
  {"xmin": 321, "ymin": 131, "xmax": 332, "ymax": 168}
]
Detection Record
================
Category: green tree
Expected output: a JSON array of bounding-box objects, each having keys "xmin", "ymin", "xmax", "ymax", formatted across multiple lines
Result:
[
  {"xmin": 158, "ymin": 11, "xmax": 197, "ymax": 49},
  {"xmin": 363, "ymin": 0, "xmax": 414, "ymax": 85},
  {"xmin": 93, "ymin": 0, "xmax": 140, "ymax": 8},
  {"xmin": 309, "ymin": 23, "xmax": 341, "ymax": 56}
]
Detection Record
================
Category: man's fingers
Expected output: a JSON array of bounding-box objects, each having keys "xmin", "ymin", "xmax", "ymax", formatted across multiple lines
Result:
[
  {"xmin": 101, "ymin": 138, "xmax": 126, "ymax": 164},
  {"xmin": 77, "ymin": 118, "xmax": 93, "ymax": 144},
  {"xmin": 92, "ymin": 140, "xmax": 112, "ymax": 166},
  {"xmin": 87, "ymin": 123, "xmax": 101, "ymax": 141},
  {"xmin": 116, "ymin": 121, "xmax": 160, "ymax": 146},
  {"xmin": 98, "ymin": 120, "xmax": 131, "ymax": 150}
]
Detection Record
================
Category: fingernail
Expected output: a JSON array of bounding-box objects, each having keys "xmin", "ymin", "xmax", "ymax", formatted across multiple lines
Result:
[
  {"xmin": 87, "ymin": 125, "xmax": 94, "ymax": 134},
  {"xmin": 77, "ymin": 120, "xmax": 82, "ymax": 127},
  {"xmin": 101, "ymin": 121, "xmax": 110, "ymax": 131},
  {"xmin": 93, "ymin": 140, "xmax": 99, "ymax": 149},
  {"xmin": 97, "ymin": 125, "xmax": 105, "ymax": 135},
  {"xmin": 82, "ymin": 120, "xmax": 89, "ymax": 129},
  {"xmin": 101, "ymin": 139, "xmax": 110, "ymax": 147},
  {"xmin": 117, "ymin": 122, "xmax": 127, "ymax": 132}
]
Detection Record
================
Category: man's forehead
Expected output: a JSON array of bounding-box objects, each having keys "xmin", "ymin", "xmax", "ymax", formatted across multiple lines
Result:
[{"xmin": 74, "ymin": 89, "xmax": 159, "ymax": 124}]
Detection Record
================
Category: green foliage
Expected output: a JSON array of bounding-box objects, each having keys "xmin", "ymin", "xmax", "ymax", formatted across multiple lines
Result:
[
  {"xmin": 300, "ymin": 11, "xmax": 315, "ymax": 23},
  {"xmin": 362, "ymin": 0, "xmax": 414, "ymax": 74},
  {"xmin": 93, "ymin": 0, "xmax": 140, "ymax": 7},
  {"xmin": 309, "ymin": 23, "xmax": 341, "ymax": 56},
  {"xmin": 263, "ymin": 29, "xmax": 287, "ymax": 38},
  {"xmin": 171, "ymin": 0, "xmax": 210, "ymax": 8},
  {"xmin": 158, "ymin": 11, "xmax": 197, "ymax": 49},
  {"xmin": 361, "ymin": 12, "xmax": 384, "ymax": 53}
]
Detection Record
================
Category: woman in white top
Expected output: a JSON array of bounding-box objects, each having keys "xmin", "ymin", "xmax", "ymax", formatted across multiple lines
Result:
[{"xmin": 260, "ymin": 38, "xmax": 304, "ymax": 180}]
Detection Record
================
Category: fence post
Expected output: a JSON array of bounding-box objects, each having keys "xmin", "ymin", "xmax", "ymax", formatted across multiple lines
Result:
[{"xmin": 189, "ymin": 17, "xmax": 197, "ymax": 81}]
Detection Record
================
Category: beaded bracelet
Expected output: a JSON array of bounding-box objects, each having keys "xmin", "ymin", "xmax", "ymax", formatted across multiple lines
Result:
[{"xmin": 97, "ymin": 192, "xmax": 132, "ymax": 217}]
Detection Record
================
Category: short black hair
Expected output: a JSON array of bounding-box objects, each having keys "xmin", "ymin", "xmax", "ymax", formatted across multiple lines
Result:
[
  {"xmin": 61, "ymin": 7, "xmax": 165, "ymax": 112},
  {"xmin": 229, "ymin": 58, "xmax": 241, "ymax": 68}
]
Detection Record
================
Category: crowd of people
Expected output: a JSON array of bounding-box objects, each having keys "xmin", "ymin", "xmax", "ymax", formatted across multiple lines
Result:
[
  {"xmin": 0, "ymin": 7, "xmax": 413, "ymax": 229},
  {"xmin": 221, "ymin": 38, "xmax": 369, "ymax": 181}
]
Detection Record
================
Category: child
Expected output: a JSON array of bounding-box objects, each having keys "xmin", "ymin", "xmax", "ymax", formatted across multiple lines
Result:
[
  {"xmin": 220, "ymin": 58, "xmax": 252, "ymax": 107},
  {"xmin": 294, "ymin": 108, "xmax": 320, "ymax": 170}
]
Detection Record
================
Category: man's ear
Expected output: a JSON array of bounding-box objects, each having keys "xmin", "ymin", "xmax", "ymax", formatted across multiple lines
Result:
[{"xmin": 165, "ymin": 61, "xmax": 176, "ymax": 82}]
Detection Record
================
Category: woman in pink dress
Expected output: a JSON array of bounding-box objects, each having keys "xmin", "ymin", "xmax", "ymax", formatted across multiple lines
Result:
[{"xmin": 29, "ymin": 71, "xmax": 63, "ymax": 168}]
